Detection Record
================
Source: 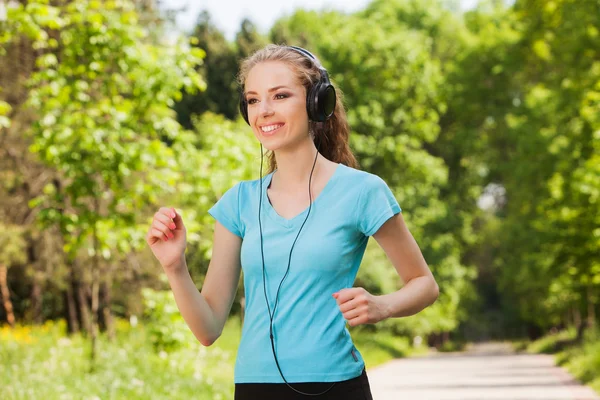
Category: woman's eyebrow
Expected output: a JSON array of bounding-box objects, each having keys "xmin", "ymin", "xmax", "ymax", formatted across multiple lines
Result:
[{"xmin": 245, "ymin": 85, "xmax": 292, "ymax": 96}]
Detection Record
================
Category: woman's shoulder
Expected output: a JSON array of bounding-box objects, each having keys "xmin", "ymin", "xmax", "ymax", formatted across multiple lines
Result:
[
  {"xmin": 230, "ymin": 173, "xmax": 273, "ymax": 195},
  {"xmin": 337, "ymin": 164, "xmax": 387, "ymax": 187}
]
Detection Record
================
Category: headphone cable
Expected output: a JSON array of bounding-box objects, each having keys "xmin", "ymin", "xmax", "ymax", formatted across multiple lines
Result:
[{"xmin": 258, "ymin": 142, "xmax": 337, "ymax": 396}]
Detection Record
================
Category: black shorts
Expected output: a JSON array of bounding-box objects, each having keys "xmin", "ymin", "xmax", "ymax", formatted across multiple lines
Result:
[{"xmin": 234, "ymin": 368, "xmax": 373, "ymax": 400}]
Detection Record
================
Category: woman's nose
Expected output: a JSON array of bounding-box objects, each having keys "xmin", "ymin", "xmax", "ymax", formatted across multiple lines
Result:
[{"xmin": 259, "ymin": 99, "xmax": 274, "ymax": 117}]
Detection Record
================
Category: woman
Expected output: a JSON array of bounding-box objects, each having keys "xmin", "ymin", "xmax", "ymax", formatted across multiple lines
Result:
[{"xmin": 146, "ymin": 44, "xmax": 439, "ymax": 399}]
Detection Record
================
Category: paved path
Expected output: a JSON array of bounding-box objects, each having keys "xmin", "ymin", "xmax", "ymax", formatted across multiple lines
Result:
[{"xmin": 367, "ymin": 342, "xmax": 599, "ymax": 400}]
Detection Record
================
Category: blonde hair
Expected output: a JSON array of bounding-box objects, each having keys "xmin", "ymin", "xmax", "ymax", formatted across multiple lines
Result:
[{"xmin": 238, "ymin": 44, "xmax": 359, "ymax": 173}]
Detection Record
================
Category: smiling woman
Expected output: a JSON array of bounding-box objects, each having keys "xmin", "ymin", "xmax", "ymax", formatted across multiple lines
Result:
[
  {"xmin": 146, "ymin": 44, "xmax": 439, "ymax": 400},
  {"xmin": 244, "ymin": 62, "xmax": 311, "ymax": 149},
  {"xmin": 237, "ymin": 45, "xmax": 355, "ymax": 174}
]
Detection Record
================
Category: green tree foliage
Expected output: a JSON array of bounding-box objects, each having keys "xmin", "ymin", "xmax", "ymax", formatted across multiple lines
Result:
[
  {"xmin": 1, "ymin": 0, "xmax": 205, "ymax": 358},
  {"xmin": 484, "ymin": 0, "xmax": 600, "ymax": 333},
  {"xmin": 142, "ymin": 288, "xmax": 190, "ymax": 352},
  {"xmin": 173, "ymin": 112, "xmax": 257, "ymax": 263},
  {"xmin": 437, "ymin": 0, "xmax": 600, "ymax": 339},
  {"xmin": 234, "ymin": 18, "xmax": 268, "ymax": 59},
  {"xmin": 173, "ymin": 11, "xmax": 239, "ymax": 128},
  {"xmin": 435, "ymin": 1, "xmax": 525, "ymax": 338},
  {"xmin": 21, "ymin": 0, "xmax": 204, "ymax": 263}
]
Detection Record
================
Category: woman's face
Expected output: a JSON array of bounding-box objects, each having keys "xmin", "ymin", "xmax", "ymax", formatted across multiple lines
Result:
[{"xmin": 244, "ymin": 61, "xmax": 310, "ymax": 152}]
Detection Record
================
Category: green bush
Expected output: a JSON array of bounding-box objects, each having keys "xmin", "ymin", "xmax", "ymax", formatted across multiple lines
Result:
[
  {"xmin": 526, "ymin": 327, "xmax": 576, "ymax": 354},
  {"xmin": 523, "ymin": 327, "xmax": 600, "ymax": 396},
  {"xmin": 560, "ymin": 329, "xmax": 600, "ymax": 393},
  {"xmin": 0, "ymin": 319, "xmax": 238, "ymax": 399},
  {"xmin": 142, "ymin": 288, "xmax": 193, "ymax": 352}
]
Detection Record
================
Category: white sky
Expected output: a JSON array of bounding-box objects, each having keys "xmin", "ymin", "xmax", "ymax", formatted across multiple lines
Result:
[{"xmin": 160, "ymin": 0, "xmax": 480, "ymax": 41}]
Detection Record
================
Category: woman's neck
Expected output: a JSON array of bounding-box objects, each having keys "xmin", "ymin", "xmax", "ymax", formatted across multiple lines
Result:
[{"xmin": 271, "ymin": 142, "xmax": 326, "ymax": 190}]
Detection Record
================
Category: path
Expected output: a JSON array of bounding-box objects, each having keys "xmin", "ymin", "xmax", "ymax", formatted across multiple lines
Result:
[{"xmin": 367, "ymin": 342, "xmax": 599, "ymax": 400}]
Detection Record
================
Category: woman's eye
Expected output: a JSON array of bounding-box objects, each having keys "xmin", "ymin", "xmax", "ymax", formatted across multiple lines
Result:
[{"xmin": 247, "ymin": 93, "xmax": 288, "ymax": 105}]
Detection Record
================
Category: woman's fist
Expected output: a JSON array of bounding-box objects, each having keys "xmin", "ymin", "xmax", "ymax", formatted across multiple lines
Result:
[
  {"xmin": 333, "ymin": 287, "xmax": 390, "ymax": 327},
  {"xmin": 146, "ymin": 207, "xmax": 187, "ymax": 271}
]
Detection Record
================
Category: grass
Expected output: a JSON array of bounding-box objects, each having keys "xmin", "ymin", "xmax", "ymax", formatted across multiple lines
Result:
[
  {"xmin": 526, "ymin": 327, "xmax": 577, "ymax": 354},
  {"xmin": 0, "ymin": 318, "xmax": 240, "ymax": 400},
  {"xmin": 0, "ymin": 318, "xmax": 417, "ymax": 399},
  {"xmin": 514, "ymin": 327, "xmax": 600, "ymax": 395},
  {"xmin": 555, "ymin": 331, "xmax": 600, "ymax": 395}
]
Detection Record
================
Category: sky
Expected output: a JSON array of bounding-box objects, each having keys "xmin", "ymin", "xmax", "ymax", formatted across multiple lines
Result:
[{"xmin": 160, "ymin": 0, "xmax": 480, "ymax": 41}]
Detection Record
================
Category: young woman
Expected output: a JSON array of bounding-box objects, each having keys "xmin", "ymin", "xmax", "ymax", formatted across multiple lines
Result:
[{"xmin": 146, "ymin": 44, "xmax": 439, "ymax": 399}]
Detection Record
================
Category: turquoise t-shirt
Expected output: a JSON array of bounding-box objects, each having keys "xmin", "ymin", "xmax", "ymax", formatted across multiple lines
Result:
[{"xmin": 208, "ymin": 163, "xmax": 401, "ymax": 383}]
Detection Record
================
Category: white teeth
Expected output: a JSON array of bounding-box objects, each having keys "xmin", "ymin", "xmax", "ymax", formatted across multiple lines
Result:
[{"xmin": 261, "ymin": 124, "xmax": 283, "ymax": 132}]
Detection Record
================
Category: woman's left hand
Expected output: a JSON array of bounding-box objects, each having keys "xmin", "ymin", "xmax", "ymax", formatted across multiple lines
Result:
[{"xmin": 333, "ymin": 287, "xmax": 390, "ymax": 327}]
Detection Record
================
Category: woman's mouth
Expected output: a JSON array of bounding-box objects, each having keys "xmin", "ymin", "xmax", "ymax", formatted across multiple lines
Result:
[{"xmin": 260, "ymin": 123, "xmax": 285, "ymax": 136}]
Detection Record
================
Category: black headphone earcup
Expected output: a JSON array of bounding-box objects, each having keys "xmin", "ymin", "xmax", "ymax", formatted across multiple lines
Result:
[
  {"xmin": 306, "ymin": 85, "xmax": 319, "ymax": 122},
  {"xmin": 239, "ymin": 94, "xmax": 249, "ymax": 125},
  {"xmin": 307, "ymin": 83, "xmax": 336, "ymax": 122},
  {"xmin": 319, "ymin": 84, "xmax": 336, "ymax": 121}
]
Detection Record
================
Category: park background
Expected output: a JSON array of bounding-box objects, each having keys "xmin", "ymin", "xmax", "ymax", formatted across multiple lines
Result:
[{"xmin": 0, "ymin": 0, "xmax": 599, "ymax": 398}]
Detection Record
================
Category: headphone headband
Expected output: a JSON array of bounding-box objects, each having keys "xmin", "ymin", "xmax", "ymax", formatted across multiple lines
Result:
[
  {"xmin": 287, "ymin": 45, "xmax": 319, "ymax": 64},
  {"xmin": 239, "ymin": 45, "xmax": 337, "ymax": 124}
]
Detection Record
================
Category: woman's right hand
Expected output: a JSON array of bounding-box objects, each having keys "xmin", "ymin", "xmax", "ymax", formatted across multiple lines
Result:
[{"xmin": 146, "ymin": 207, "xmax": 187, "ymax": 272}]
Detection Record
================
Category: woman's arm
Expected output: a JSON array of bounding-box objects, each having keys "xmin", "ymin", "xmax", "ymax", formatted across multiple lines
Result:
[
  {"xmin": 334, "ymin": 213, "xmax": 439, "ymax": 326},
  {"xmin": 166, "ymin": 221, "xmax": 242, "ymax": 346},
  {"xmin": 372, "ymin": 212, "xmax": 439, "ymax": 318}
]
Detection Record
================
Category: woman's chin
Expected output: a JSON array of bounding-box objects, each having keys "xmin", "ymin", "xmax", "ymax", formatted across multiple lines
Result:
[
  {"xmin": 258, "ymin": 138, "xmax": 284, "ymax": 152},
  {"xmin": 261, "ymin": 143, "xmax": 281, "ymax": 152},
  {"xmin": 259, "ymin": 136, "xmax": 311, "ymax": 153}
]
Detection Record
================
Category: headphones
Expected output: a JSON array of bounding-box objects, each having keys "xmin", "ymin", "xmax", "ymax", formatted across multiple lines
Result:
[{"xmin": 239, "ymin": 45, "xmax": 337, "ymax": 124}]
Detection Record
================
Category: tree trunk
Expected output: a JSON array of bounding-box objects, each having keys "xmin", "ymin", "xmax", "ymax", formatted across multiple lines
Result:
[
  {"xmin": 442, "ymin": 331, "xmax": 450, "ymax": 345},
  {"xmin": 575, "ymin": 306, "xmax": 586, "ymax": 343},
  {"xmin": 565, "ymin": 308, "xmax": 571, "ymax": 331},
  {"xmin": 587, "ymin": 285, "xmax": 595, "ymax": 329},
  {"xmin": 30, "ymin": 274, "xmax": 42, "ymax": 324},
  {"xmin": 90, "ymin": 271, "xmax": 99, "ymax": 366},
  {"xmin": 0, "ymin": 265, "xmax": 15, "ymax": 327},
  {"xmin": 573, "ymin": 307, "xmax": 581, "ymax": 330},
  {"xmin": 90, "ymin": 208, "xmax": 101, "ymax": 367},
  {"xmin": 65, "ymin": 276, "xmax": 79, "ymax": 334},
  {"xmin": 76, "ymin": 277, "xmax": 92, "ymax": 334},
  {"xmin": 100, "ymin": 275, "xmax": 115, "ymax": 341}
]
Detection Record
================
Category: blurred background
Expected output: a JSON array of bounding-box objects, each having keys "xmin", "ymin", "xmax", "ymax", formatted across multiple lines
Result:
[{"xmin": 0, "ymin": 0, "xmax": 599, "ymax": 398}]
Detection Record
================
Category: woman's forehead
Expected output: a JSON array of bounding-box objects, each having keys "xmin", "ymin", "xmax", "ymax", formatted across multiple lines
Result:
[{"xmin": 246, "ymin": 61, "xmax": 301, "ymax": 90}]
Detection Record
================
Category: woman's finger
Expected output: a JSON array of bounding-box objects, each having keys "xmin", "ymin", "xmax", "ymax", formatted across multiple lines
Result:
[
  {"xmin": 153, "ymin": 220, "xmax": 174, "ymax": 238},
  {"xmin": 347, "ymin": 315, "xmax": 365, "ymax": 327},
  {"xmin": 150, "ymin": 228, "xmax": 169, "ymax": 242},
  {"xmin": 343, "ymin": 308, "xmax": 361, "ymax": 321},
  {"xmin": 159, "ymin": 207, "xmax": 177, "ymax": 220},
  {"xmin": 155, "ymin": 210, "xmax": 175, "ymax": 229},
  {"xmin": 171, "ymin": 209, "xmax": 184, "ymax": 229},
  {"xmin": 338, "ymin": 299, "xmax": 357, "ymax": 314}
]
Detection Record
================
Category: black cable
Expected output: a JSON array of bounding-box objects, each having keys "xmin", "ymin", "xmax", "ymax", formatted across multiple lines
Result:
[{"xmin": 258, "ymin": 142, "xmax": 337, "ymax": 396}]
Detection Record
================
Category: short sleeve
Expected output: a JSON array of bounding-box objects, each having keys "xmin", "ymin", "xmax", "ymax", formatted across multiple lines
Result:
[
  {"xmin": 208, "ymin": 182, "xmax": 243, "ymax": 238},
  {"xmin": 356, "ymin": 175, "xmax": 402, "ymax": 236}
]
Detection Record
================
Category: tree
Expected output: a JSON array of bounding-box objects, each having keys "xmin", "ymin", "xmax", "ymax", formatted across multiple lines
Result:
[
  {"xmin": 173, "ymin": 10, "xmax": 239, "ymax": 127},
  {"xmin": 0, "ymin": 224, "xmax": 27, "ymax": 327},
  {"xmin": 3, "ymin": 0, "xmax": 205, "ymax": 363},
  {"xmin": 235, "ymin": 18, "xmax": 267, "ymax": 58},
  {"xmin": 449, "ymin": 0, "xmax": 600, "ymax": 338},
  {"xmin": 493, "ymin": 0, "xmax": 600, "ymax": 336}
]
